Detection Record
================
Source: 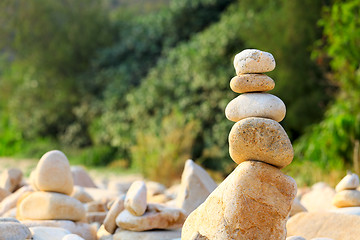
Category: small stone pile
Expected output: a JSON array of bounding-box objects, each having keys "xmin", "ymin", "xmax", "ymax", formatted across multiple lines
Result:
[
  {"xmin": 182, "ymin": 49, "xmax": 297, "ymax": 239},
  {"xmin": 18, "ymin": 150, "xmax": 85, "ymax": 222},
  {"xmin": 333, "ymin": 172, "xmax": 360, "ymax": 208},
  {"xmin": 13, "ymin": 150, "xmax": 94, "ymax": 239},
  {"xmin": 103, "ymin": 180, "xmax": 186, "ymax": 239}
]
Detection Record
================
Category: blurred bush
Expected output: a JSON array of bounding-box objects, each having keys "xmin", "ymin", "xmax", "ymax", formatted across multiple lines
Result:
[
  {"xmin": 103, "ymin": 0, "xmax": 331, "ymax": 172},
  {"xmin": 295, "ymin": 0, "xmax": 360, "ymax": 172},
  {"xmin": 131, "ymin": 110, "xmax": 200, "ymax": 184},
  {"xmin": 2, "ymin": 0, "xmax": 354, "ymax": 186},
  {"xmin": 0, "ymin": 0, "xmax": 115, "ymax": 147}
]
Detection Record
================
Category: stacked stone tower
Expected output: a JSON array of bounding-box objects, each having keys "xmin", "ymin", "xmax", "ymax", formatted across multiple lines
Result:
[
  {"xmin": 182, "ymin": 49, "xmax": 297, "ymax": 240},
  {"xmin": 17, "ymin": 150, "xmax": 86, "ymax": 222},
  {"xmin": 333, "ymin": 172, "xmax": 360, "ymax": 208}
]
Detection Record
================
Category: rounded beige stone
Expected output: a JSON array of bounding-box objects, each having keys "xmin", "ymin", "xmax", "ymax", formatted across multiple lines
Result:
[
  {"xmin": 124, "ymin": 180, "xmax": 147, "ymax": 216},
  {"xmin": 333, "ymin": 190, "xmax": 360, "ymax": 208},
  {"xmin": 230, "ymin": 74, "xmax": 275, "ymax": 93},
  {"xmin": 35, "ymin": 150, "xmax": 74, "ymax": 195},
  {"xmin": 225, "ymin": 93, "xmax": 286, "ymax": 122},
  {"xmin": 0, "ymin": 168, "xmax": 23, "ymax": 193},
  {"xmin": 229, "ymin": 117, "xmax": 293, "ymax": 168},
  {"xmin": 17, "ymin": 191, "xmax": 85, "ymax": 221},
  {"xmin": 0, "ymin": 187, "xmax": 10, "ymax": 202},
  {"xmin": 71, "ymin": 186, "xmax": 94, "ymax": 203},
  {"xmin": 335, "ymin": 173, "xmax": 359, "ymax": 192},
  {"xmin": 71, "ymin": 166, "xmax": 97, "ymax": 188},
  {"xmin": 233, "ymin": 49, "xmax": 275, "ymax": 75}
]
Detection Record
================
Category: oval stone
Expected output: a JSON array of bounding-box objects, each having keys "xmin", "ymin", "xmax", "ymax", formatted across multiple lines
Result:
[
  {"xmin": 233, "ymin": 49, "xmax": 275, "ymax": 75},
  {"xmin": 228, "ymin": 117, "xmax": 293, "ymax": 168},
  {"xmin": 124, "ymin": 181, "xmax": 147, "ymax": 216},
  {"xmin": 0, "ymin": 222, "xmax": 32, "ymax": 240},
  {"xmin": 333, "ymin": 190, "xmax": 360, "ymax": 208},
  {"xmin": 116, "ymin": 204, "xmax": 186, "ymax": 231},
  {"xmin": 104, "ymin": 195, "xmax": 125, "ymax": 234},
  {"xmin": 230, "ymin": 74, "xmax": 275, "ymax": 93},
  {"xmin": 335, "ymin": 173, "xmax": 359, "ymax": 192},
  {"xmin": 29, "ymin": 226, "xmax": 70, "ymax": 240},
  {"xmin": 225, "ymin": 93, "xmax": 286, "ymax": 122},
  {"xmin": 17, "ymin": 191, "xmax": 85, "ymax": 221},
  {"xmin": 63, "ymin": 234, "xmax": 85, "ymax": 240},
  {"xmin": 35, "ymin": 150, "xmax": 74, "ymax": 195}
]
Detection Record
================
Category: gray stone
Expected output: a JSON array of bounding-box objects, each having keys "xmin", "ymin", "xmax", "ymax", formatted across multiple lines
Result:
[{"xmin": 0, "ymin": 222, "xmax": 31, "ymax": 240}]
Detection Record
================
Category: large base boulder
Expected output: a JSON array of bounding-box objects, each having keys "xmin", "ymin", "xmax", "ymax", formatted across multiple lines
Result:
[{"xmin": 181, "ymin": 160, "xmax": 296, "ymax": 239}]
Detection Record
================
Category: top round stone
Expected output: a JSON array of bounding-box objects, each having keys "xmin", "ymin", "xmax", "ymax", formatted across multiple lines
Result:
[
  {"xmin": 233, "ymin": 49, "xmax": 275, "ymax": 75},
  {"xmin": 34, "ymin": 150, "xmax": 74, "ymax": 195}
]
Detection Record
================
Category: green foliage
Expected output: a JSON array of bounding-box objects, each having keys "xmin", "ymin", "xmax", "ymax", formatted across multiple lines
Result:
[
  {"xmin": 131, "ymin": 110, "xmax": 200, "ymax": 184},
  {"xmin": 99, "ymin": 3, "xmax": 243, "ymax": 170},
  {"xmin": 0, "ymin": 0, "xmax": 346, "ymax": 182},
  {"xmin": 0, "ymin": 114, "xmax": 23, "ymax": 156},
  {"xmin": 71, "ymin": 145, "xmax": 118, "ymax": 166},
  {"xmin": 92, "ymin": 0, "xmax": 234, "ymax": 96},
  {"xmin": 232, "ymin": 0, "xmax": 331, "ymax": 139},
  {"xmin": 295, "ymin": 0, "xmax": 360, "ymax": 169},
  {"xmin": 0, "ymin": 0, "xmax": 114, "ymax": 146},
  {"xmin": 100, "ymin": 0, "xmax": 330, "ymax": 172},
  {"xmin": 91, "ymin": 0, "xmax": 235, "ymax": 159}
]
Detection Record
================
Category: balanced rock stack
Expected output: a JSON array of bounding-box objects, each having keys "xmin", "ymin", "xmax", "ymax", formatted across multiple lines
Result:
[
  {"xmin": 333, "ymin": 172, "xmax": 360, "ymax": 208},
  {"xmin": 17, "ymin": 150, "xmax": 86, "ymax": 222},
  {"xmin": 182, "ymin": 49, "xmax": 297, "ymax": 239}
]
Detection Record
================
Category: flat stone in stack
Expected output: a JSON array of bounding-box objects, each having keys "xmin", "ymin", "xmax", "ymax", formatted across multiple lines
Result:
[
  {"xmin": 116, "ymin": 203, "xmax": 186, "ymax": 232},
  {"xmin": 17, "ymin": 191, "xmax": 85, "ymax": 221}
]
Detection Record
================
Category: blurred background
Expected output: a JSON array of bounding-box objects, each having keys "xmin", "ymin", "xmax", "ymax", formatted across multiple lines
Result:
[{"xmin": 0, "ymin": 0, "xmax": 359, "ymax": 186}]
